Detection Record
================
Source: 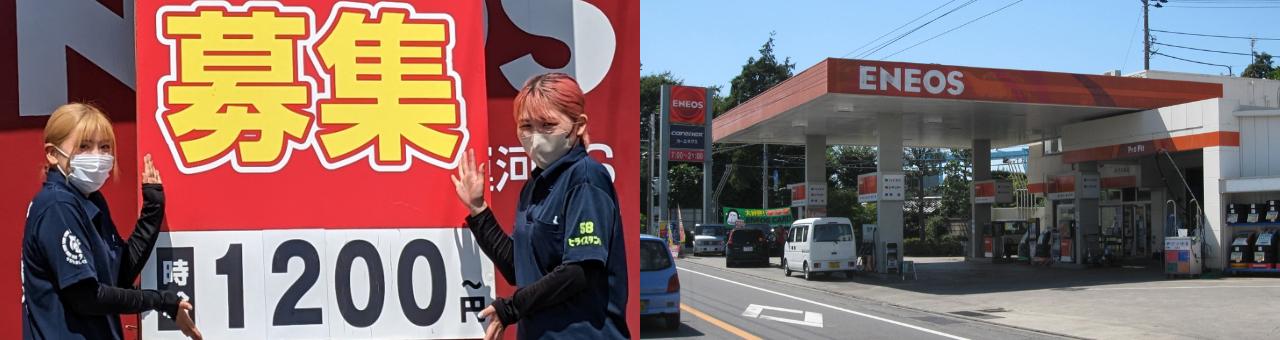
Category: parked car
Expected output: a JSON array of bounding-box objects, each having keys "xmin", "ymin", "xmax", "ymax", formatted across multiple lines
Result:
[
  {"xmin": 783, "ymin": 217, "xmax": 857, "ymax": 280},
  {"xmin": 640, "ymin": 234, "xmax": 680, "ymax": 330},
  {"xmin": 745, "ymin": 223, "xmax": 776, "ymax": 256},
  {"xmin": 725, "ymin": 227, "xmax": 770, "ymax": 267},
  {"xmin": 692, "ymin": 223, "xmax": 728, "ymax": 255}
]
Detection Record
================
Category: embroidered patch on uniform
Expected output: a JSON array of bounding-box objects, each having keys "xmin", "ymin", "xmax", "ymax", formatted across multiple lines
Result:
[
  {"xmin": 62, "ymin": 229, "xmax": 87, "ymax": 265},
  {"xmin": 568, "ymin": 221, "xmax": 601, "ymax": 247}
]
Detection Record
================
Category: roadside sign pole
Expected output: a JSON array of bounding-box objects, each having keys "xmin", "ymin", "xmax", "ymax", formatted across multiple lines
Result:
[
  {"xmin": 659, "ymin": 85, "xmax": 671, "ymax": 228},
  {"xmin": 704, "ymin": 88, "xmax": 715, "ymax": 225}
]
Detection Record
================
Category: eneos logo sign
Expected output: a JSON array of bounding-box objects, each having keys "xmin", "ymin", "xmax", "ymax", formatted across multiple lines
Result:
[
  {"xmin": 669, "ymin": 85, "xmax": 706, "ymax": 125},
  {"xmin": 857, "ymin": 65, "xmax": 964, "ymax": 96}
]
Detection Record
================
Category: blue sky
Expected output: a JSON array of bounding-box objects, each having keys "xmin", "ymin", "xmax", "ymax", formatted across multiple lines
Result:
[{"xmin": 641, "ymin": 1, "xmax": 1280, "ymax": 90}]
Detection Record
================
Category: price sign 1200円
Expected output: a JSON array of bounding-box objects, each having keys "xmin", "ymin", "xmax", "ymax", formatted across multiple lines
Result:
[{"xmin": 135, "ymin": 1, "xmax": 492, "ymax": 338}]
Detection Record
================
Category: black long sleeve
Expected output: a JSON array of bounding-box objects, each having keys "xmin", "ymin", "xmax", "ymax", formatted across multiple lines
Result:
[
  {"xmin": 464, "ymin": 208, "xmax": 516, "ymax": 285},
  {"xmin": 118, "ymin": 184, "xmax": 165, "ymax": 287},
  {"xmin": 490, "ymin": 261, "xmax": 600, "ymax": 325},
  {"xmin": 61, "ymin": 279, "xmax": 182, "ymax": 319}
]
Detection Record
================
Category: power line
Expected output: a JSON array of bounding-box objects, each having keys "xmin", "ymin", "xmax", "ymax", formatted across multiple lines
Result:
[
  {"xmin": 1162, "ymin": 5, "xmax": 1280, "ymax": 8},
  {"xmin": 841, "ymin": 0, "xmax": 961, "ymax": 59},
  {"xmin": 1152, "ymin": 41, "xmax": 1252, "ymax": 56},
  {"xmin": 857, "ymin": 0, "xmax": 978, "ymax": 60},
  {"xmin": 1151, "ymin": 51, "xmax": 1234, "ymax": 74},
  {"xmin": 712, "ymin": 144, "xmax": 756, "ymax": 154},
  {"xmin": 1152, "ymin": 29, "xmax": 1280, "ymax": 40},
  {"xmin": 881, "ymin": 0, "xmax": 1024, "ymax": 60},
  {"xmin": 1177, "ymin": 0, "xmax": 1280, "ymax": 2},
  {"xmin": 1121, "ymin": 7, "xmax": 1143, "ymax": 71}
]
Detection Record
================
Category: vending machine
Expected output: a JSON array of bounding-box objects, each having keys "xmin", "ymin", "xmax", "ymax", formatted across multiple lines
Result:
[
  {"xmin": 1230, "ymin": 231, "xmax": 1258, "ymax": 269},
  {"xmin": 1251, "ymin": 230, "xmax": 1278, "ymax": 269}
]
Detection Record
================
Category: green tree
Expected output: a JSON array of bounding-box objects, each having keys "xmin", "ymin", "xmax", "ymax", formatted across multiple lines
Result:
[
  {"xmin": 821, "ymin": 146, "xmax": 878, "ymax": 226},
  {"xmin": 828, "ymin": 146, "xmax": 877, "ymax": 188},
  {"xmin": 710, "ymin": 33, "xmax": 798, "ymax": 212},
  {"xmin": 904, "ymin": 148, "xmax": 944, "ymax": 240},
  {"xmin": 714, "ymin": 31, "xmax": 796, "ymax": 117},
  {"xmin": 641, "ymin": 71, "xmax": 683, "ymax": 129},
  {"xmin": 939, "ymin": 149, "xmax": 973, "ymax": 220},
  {"xmin": 668, "ymin": 163, "xmax": 704, "ymax": 209},
  {"xmin": 1242, "ymin": 52, "xmax": 1276, "ymax": 79}
]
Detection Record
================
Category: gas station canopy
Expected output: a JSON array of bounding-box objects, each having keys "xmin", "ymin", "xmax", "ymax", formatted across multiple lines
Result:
[{"xmin": 712, "ymin": 58, "xmax": 1223, "ymax": 149}]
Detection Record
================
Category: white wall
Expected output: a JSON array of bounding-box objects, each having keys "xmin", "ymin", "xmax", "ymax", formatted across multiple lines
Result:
[
  {"xmin": 1138, "ymin": 70, "xmax": 1280, "ymax": 110},
  {"xmin": 1238, "ymin": 115, "xmax": 1280, "ymax": 178},
  {"xmin": 1025, "ymin": 142, "xmax": 1065, "ymax": 227},
  {"xmin": 1204, "ymin": 146, "xmax": 1242, "ymax": 270},
  {"xmin": 1026, "ymin": 141, "xmax": 1069, "ymax": 186},
  {"xmin": 1061, "ymin": 99, "xmax": 1220, "ymax": 151}
]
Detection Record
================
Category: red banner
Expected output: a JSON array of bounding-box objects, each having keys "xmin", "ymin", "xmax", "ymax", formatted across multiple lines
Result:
[
  {"xmin": 135, "ymin": 1, "xmax": 496, "ymax": 338},
  {"xmin": 484, "ymin": 1, "xmax": 640, "ymax": 339},
  {"xmin": 0, "ymin": 1, "xmax": 641, "ymax": 338},
  {"xmin": 137, "ymin": 1, "xmax": 488, "ymax": 230}
]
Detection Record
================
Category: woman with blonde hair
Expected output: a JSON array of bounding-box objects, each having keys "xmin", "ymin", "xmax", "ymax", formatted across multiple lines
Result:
[{"xmin": 21, "ymin": 103, "xmax": 201, "ymax": 340}]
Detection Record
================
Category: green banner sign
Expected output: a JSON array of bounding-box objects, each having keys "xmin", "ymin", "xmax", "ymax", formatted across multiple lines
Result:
[{"xmin": 722, "ymin": 207, "xmax": 793, "ymax": 226}]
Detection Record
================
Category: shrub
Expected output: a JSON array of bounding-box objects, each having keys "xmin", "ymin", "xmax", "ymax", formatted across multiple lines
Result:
[{"xmin": 904, "ymin": 237, "xmax": 964, "ymax": 257}]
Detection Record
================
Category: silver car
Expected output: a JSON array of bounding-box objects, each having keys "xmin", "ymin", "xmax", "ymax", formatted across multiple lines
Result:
[{"xmin": 692, "ymin": 224, "xmax": 728, "ymax": 255}]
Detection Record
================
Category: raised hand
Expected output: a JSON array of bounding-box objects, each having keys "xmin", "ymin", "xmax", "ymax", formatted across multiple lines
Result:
[
  {"xmin": 450, "ymin": 149, "xmax": 488, "ymax": 216},
  {"xmin": 142, "ymin": 154, "xmax": 162, "ymax": 185}
]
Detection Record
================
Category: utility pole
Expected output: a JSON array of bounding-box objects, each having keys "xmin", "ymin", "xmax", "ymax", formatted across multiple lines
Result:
[
  {"xmin": 703, "ymin": 88, "xmax": 715, "ymax": 226},
  {"xmin": 659, "ymin": 85, "xmax": 671, "ymax": 233},
  {"xmin": 1143, "ymin": 0, "xmax": 1166, "ymax": 71},
  {"xmin": 1143, "ymin": 0, "xmax": 1150, "ymax": 71},
  {"xmin": 647, "ymin": 112, "xmax": 656, "ymax": 234},
  {"xmin": 762, "ymin": 144, "xmax": 768, "ymax": 210}
]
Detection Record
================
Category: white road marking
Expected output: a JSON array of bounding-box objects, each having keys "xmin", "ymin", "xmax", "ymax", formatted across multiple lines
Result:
[
  {"xmin": 679, "ymin": 267, "xmax": 971, "ymax": 340},
  {"xmin": 742, "ymin": 304, "xmax": 824, "ymax": 328},
  {"xmin": 1080, "ymin": 285, "xmax": 1280, "ymax": 291}
]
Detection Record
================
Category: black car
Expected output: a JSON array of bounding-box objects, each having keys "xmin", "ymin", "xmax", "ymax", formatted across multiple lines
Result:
[
  {"xmin": 744, "ymin": 223, "xmax": 777, "ymax": 256},
  {"xmin": 725, "ymin": 228, "xmax": 770, "ymax": 267}
]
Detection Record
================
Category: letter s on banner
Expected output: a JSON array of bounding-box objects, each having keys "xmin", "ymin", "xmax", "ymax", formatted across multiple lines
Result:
[{"xmin": 497, "ymin": 0, "xmax": 615, "ymax": 92}]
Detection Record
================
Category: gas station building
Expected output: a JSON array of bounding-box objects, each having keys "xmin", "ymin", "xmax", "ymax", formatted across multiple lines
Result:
[{"xmin": 713, "ymin": 58, "xmax": 1280, "ymax": 273}]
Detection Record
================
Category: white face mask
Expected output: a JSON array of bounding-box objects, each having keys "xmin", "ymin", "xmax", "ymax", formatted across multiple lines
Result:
[
  {"xmin": 54, "ymin": 147, "xmax": 113, "ymax": 195},
  {"xmin": 521, "ymin": 128, "xmax": 578, "ymax": 170}
]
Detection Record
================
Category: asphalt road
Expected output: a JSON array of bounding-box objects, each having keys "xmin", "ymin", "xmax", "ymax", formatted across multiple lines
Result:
[{"xmin": 640, "ymin": 258, "xmax": 1067, "ymax": 340}]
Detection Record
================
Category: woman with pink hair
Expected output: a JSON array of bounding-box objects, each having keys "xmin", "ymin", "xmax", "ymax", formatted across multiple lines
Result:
[{"xmin": 451, "ymin": 73, "xmax": 628, "ymax": 339}]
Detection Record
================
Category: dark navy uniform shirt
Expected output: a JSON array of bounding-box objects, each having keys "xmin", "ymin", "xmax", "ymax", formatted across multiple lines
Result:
[
  {"xmin": 23, "ymin": 169, "xmax": 125, "ymax": 340},
  {"xmin": 514, "ymin": 143, "xmax": 628, "ymax": 339}
]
